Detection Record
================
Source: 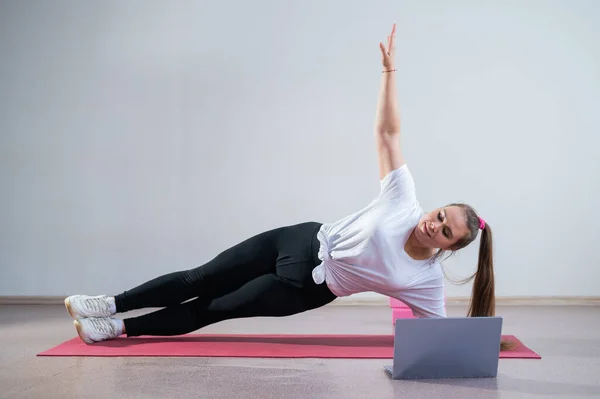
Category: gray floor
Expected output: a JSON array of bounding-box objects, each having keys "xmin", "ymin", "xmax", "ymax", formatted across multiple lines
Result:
[{"xmin": 1, "ymin": 304, "xmax": 599, "ymax": 399}]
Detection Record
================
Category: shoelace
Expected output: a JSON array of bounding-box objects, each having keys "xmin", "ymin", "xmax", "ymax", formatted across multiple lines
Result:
[
  {"xmin": 88, "ymin": 318, "xmax": 116, "ymax": 335},
  {"xmin": 83, "ymin": 297, "xmax": 111, "ymax": 314}
]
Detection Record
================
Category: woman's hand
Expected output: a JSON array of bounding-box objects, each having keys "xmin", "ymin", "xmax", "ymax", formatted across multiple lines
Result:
[{"xmin": 379, "ymin": 23, "xmax": 396, "ymax": 71}]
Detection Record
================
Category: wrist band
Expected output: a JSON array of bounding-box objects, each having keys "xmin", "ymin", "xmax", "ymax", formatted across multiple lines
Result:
[{"xmin": 382, "ymin": 69, "xmax": 397, "ymax": 73}]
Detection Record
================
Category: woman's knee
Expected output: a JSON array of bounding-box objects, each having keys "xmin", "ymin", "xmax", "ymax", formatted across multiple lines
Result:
[{"xmin": 179, "ymin": 268, "xmax": 205, "ymax": 287}]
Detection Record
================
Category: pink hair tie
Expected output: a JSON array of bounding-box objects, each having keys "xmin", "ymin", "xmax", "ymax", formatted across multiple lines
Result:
[{"xmin": 479, "ymin": 217, "xmax": 486, "ymax": 230}]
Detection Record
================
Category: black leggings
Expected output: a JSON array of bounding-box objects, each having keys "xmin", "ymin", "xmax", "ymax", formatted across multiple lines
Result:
[{"xmin": 114, "ymin": 222, "xmax": 337, "ymax": 336}]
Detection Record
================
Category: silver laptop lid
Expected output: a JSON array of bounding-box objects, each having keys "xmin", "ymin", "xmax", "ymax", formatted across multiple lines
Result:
[{"xmin": 389, "ymin": 317, "xmax": 503, "ymax": 380}]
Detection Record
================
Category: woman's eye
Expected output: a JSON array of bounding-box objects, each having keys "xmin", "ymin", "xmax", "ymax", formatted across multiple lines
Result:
[{"xmin": 438, "ymin": 212, "xmax": 443, "ymax": 221}]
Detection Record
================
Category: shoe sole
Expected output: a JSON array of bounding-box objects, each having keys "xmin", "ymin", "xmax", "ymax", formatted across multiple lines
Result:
[
  {"xmin": 64, "ymin": 297, "xmax": 76, "ymax": 318},
  {"xmin": 73, "ymin": 319, "xmax": 93, "ymax": 345}
]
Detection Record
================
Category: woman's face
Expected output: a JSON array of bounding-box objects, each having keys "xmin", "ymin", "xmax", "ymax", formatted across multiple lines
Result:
[{"xmin": 415, "ymin": 206, "xmax": 470, "ymax": 250}]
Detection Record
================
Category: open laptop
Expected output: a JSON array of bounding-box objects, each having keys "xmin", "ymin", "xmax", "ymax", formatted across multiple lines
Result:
[{"xmin": 384, "ymin": 316, "xmax": 503, "ymax": 380}]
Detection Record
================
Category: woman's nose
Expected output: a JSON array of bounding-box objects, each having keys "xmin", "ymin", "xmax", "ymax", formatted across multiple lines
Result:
[{"xmin": 429, "ymin": 221, "xmax": 437, "ymax": 232}]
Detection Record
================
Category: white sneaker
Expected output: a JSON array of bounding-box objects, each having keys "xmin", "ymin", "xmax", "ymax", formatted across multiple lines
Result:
[
  {"xmin": 65, "ymin": 295, "xmax": 116, "ymax": 318},
  {"xmin": 74, "ymin": 317, "xmax": 122, "ymax": 344}
]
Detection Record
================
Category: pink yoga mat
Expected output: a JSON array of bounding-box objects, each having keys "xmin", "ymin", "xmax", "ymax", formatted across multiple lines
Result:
[{"xmin": 38, "ymin": 334, "xmax": 540, "ymax": 359}]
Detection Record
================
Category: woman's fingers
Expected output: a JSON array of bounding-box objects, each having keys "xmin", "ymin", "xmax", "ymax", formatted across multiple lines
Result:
[
  {"xmin": 380, "ymin": 24, "xmax": 396, "ymax": 67},
  {"xmin": 380, "ymin": 42, "xmax": 389, "ymax": 57},
  {"xmin": 388, "ymin": 24, "xmax": 396, "ymax": 54}
]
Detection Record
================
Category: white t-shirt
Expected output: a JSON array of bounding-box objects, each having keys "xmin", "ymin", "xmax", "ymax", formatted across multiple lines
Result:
[{"xmin": 311, "ymin": 164, "xmax": 446, "ymax": 318}]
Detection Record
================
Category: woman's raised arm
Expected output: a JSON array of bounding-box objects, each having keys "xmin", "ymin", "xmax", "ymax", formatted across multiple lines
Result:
[{"xmin": 374, "ymin": 23, "xmax": 404, "ymax": 179}]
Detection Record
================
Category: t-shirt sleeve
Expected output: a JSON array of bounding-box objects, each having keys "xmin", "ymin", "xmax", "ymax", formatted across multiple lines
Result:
[
  {"xmin": 411, "ymin": 299, "xmax": 447, "ymax": 319},
  {"xmin": 379, "ymin": 164, "xmax": 417, "ymax": 204},
  {"xmin": 391, "ymin": 281, "xmax": 447, "ymax": 319}
]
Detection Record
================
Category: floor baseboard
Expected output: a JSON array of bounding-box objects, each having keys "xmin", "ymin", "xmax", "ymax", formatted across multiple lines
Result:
[
  {"xmin": 0, "ymin": 296, "xmax": 599, "ymax": 306},
  {"xmin": 0, "ymin": 296, "xmax": 66, "ymax": 305},
  {"xmin": 332, "ymin": 296, "xmax": 600, "ymax": 306}
]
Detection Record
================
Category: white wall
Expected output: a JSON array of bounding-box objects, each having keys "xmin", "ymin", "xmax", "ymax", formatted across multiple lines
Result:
[{"xmin": 1, "ymin": 0, "xmax": 599, "ymax": 299}]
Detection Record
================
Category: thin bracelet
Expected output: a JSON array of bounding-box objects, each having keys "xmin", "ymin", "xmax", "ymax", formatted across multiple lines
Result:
[{"xmin": 382, "ymin": 69, "xmax": 397, "ymax": 73}]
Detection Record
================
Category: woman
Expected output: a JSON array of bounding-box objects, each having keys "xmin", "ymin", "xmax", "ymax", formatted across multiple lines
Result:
[{"xmin": 65, "ymin": 24, "xmax": 497, "ymax": 345}]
